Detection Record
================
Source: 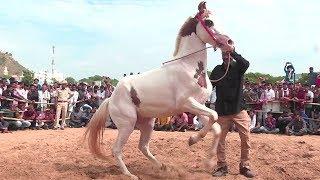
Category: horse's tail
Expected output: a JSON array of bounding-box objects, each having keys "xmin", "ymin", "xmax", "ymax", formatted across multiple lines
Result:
[{"xmin": 84, "ymin": 98, "xmax": 110, "ymax": 159}]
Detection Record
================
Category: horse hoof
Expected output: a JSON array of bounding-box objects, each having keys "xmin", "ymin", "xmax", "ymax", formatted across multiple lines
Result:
[
  {"xmin": 188, "ymin": 136, "xmax": 197, "ymax": 146},
  {"xmin": 204, "ymin": 159, "xmax": 214, "ymax": 170},
  {"xmin": 129, "ymin": 174, "xmax": 139, "ymax": 180},
  {"xmin": 161, "ymin": 164, "xmax": 168, "ymax": 171}
]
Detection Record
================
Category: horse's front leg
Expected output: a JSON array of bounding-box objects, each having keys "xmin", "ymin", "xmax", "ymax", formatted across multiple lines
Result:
[
  {"xmin": 182, "ymin": 97, "xmax": 221, "ymax": 170},
  {"xmin": 183, "ymin": 97, "xmax": 221, "ymax": 146}
]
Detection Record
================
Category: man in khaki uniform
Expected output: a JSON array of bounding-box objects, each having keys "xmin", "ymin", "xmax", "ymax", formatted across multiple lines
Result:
[{"xmin": 53, "ymin": 80, "xmax": 71, "ymax": 130}]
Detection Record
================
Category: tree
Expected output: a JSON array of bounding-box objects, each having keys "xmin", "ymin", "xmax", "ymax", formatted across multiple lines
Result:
[
  {"xmin": 65, "ymin": 77, "xmax": 77, "ymax": 84},
  {"xmin": 208, "ymin": 71, "xmax": 284, "ymax": 84},
  {"xmin": 297, "ymin": 73, "xmax": 308, "ymax": 84},
  {"xmin": 21, "ymin": 70, "xmax": 34, "ymax": 86},
  {"xmin": 52, "ymin": 78, "xmax": 58, "ymax": 84},
  {"xmin": 79, "ymin": 75, "xmax": 103, "ymax": 84},
  {"xmin": 244, "ymin": 72, "xmax": 284, "ymax": 84},
  {"xmin": 111, "ymin": 78, "xmax": 119, "ymax": 86}
]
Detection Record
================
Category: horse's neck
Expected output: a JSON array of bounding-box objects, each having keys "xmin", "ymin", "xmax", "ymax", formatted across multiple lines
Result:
[{"xmin": 175, "ymin": 34, "xmax": 208, "ymax": 70}]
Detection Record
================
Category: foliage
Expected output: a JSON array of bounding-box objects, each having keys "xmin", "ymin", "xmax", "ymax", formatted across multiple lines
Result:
[
  {"xmin": 3, "ymin": 74, "xmax": 11, "ymax": 80},
  {"xmin": 244, "ymin": 72, "xmax": 284, "ymax": 84},
  {"xmin": 79, "ymin": 75, "xmax": 103, "ymax": 84},
  {"xmin": 51, "ymin": 78, "xmax": 58, "ymax": 84},
  {"xmin": 65, "ymin": 77, "xmax": 77, "ymax": 84},
  {"xmin": 21, "ymin": 70, "xmax": 34, "ymax": 86},
  {"xmin": 297, "ymin": 73, "xmax": 308, "ymax": 84},
  {"xmin": 208, "ymin": 71, "xmax": 284, "ymax": 84},
  {"xmin": 79, "ymin": 75, "xmax": 119, "ymax": 86},
  {"xmin": 110, "ymin": 79, "xmax": 119, "ymax": 86}
]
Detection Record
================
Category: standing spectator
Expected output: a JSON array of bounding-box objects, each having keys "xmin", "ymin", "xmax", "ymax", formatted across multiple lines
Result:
[
  {"xmin": 292, "ymin": 83, "xmax": 307, "ymax": 111},
  {"xmin": 104, "ymin": 81, "xmax": 114, "ymax": 98},
  {"xmin": 27, "ymin": 84, "xmax": 39, "ymax": 102},
  {"xmin": 97, "ymin": 85, "xmax": 106, "ymax": 105},
  {"xmin": 38, "ymin": 84, "xmax": 51, "ymax": 111},
  {"xmin": 68, "ymin": 84, "xmax": 79, "ymax": 117},
  {"xmin": 16, "ymin": 82, "xmax": 28, "ymax": 100},
  {"xmin": 208, "ymin": 88, "xmax": 216, "ymax": 110},
  {"xmin": 308, "ymin": 67, "xmax": 318, "ymax": 86},
  {"xmin": 258, "ymin": 84, "xmax": 275, "ymax": 125},
  {"xmin": 50, "ymin": 82, "xmax": 59, "ymax": 104},
  {"xmin": 1, "ymin": 84, "xmax": 14, "ymax": 109},
  {"xmin": 304, "ymin": 84, "xmax": 314, "ymax": 118},
  {"xmin": 33, "ymin": 78, "xmax": 42, "ymax": 91},
  {"xmin": 284, "ymin": 62, "xmax": 295, "ymax": 84},
  {"xmin": 77, "ymin": 82, "xmax": 87, "ymax": 107},
  {"xmin": 53, "ymin": 80, "xmax": 71, "ymax": 130},
  {"xmin": 316, "ymin": 74, "xmax": 320, "ymax": 88}
]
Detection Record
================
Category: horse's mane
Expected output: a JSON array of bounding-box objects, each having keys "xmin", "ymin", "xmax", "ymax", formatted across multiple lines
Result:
[{"xmin": 173, "ymin": 17, "xmax": 198, "ymax": 56}]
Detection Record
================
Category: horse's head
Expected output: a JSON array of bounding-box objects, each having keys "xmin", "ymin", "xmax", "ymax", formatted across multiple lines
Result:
[
  {"xmin": 195, "ymin": 1, "xmax": 234, "ymax": 52},
  {"xmin": 173, "ymin": 1, "xmax": 234, "ymax": 56}
]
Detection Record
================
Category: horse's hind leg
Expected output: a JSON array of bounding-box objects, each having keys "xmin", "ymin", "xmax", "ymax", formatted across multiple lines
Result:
[
  {"xmin": 111, "ymin": 111, "xmax": 137, "ymax": 179},
  {"xmin": 136, "ymin": 118, "xmax": 163, "ymax": 168}
]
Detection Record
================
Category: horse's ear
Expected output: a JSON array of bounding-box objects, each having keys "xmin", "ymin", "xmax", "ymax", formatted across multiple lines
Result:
[
  {"xmin": 204, "ymin": 19, "xmax": 214, "ymax": 27},
  {"xmin": 198, "ymin": 1, "xmax": 207, "ymax": 12}
]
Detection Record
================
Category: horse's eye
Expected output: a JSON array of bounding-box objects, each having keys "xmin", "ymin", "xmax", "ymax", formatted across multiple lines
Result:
[{"xmin": 204, "ymin": 19, "xmax": 214, "ymax": 27}]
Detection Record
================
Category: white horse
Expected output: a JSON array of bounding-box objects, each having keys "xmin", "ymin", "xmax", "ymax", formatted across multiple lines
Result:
[{"xmin": 85, "ymin": 2, "xmax": 234, "ymax": 179}]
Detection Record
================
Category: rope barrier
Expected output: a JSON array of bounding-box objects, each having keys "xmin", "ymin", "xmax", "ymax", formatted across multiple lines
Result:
[
  {"xmin": 3, "ymin": 116, "xmax": 70, "ymax": 122},
  {"xmin": 0, "ymin": 96, "xmax": 89, "ymax": 105}
]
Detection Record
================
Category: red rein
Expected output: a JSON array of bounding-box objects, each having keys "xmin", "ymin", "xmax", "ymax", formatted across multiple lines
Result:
[{"xmin": 195, "ymin": 13, "xmax": 219, "ymax": 43}]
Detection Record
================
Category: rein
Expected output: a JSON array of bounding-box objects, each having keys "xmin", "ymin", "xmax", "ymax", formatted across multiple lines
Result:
[{"xmin": 162, "ymin": 46, "xmax": 214, "ymax": 65}]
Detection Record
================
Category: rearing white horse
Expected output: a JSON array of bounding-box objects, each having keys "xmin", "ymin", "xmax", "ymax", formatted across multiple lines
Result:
[{"xmin": 85, "ymin": 2, "xmax": 234, "ymax": 179}]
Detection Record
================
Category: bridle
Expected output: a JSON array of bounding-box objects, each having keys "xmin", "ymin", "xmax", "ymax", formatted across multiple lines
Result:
[{"xmin": 162, "ymin": 3, "xmax": 231, "ymax": 83}]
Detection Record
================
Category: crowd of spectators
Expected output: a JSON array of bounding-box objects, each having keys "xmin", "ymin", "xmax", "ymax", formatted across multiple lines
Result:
[
  {"xmin": 153, "ymin": 66, "xmax": 320, "ymax": 136},
  {"xmin": 0, "ymin": 76, "xmax": 114, "ymax": 132},
  {"xmin": 1, "ymin": 66, "xmax": 320, "ymax": 136}
]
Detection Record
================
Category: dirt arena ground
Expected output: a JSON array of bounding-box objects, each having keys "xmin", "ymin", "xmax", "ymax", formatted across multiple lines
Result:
[{"xmin": 0, "ymin": 128, "xmax": 319, "ymax": 180}]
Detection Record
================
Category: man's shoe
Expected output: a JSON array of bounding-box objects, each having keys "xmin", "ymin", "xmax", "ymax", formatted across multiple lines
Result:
[
  {"xmin": 240, "ymin": 166, "xmax": 255, "ymax": 178},
  {"xmin": 212, "ymin": 165, "xmax": 228, "ymax": 177},
  {"xmin": 60, "ymin": 126, "xmax": 65, "ymax": 130}
]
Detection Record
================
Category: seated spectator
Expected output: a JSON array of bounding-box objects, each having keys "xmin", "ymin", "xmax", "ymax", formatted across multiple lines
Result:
[
  {"xmin": 34, "ymin": 107, "xmax": 55, "ymax": 129},
  {"xmin": 248, "ymin": 109, "xmax": 257, "ymax": 131},
  {"xmin": 23, "ymin": 106, "xmax": 38, "ymax": 129},
  {"xmin": 69, "ymin": 106, "xmax": 82, "ymax": 128},
  {"xmin": 0, "ymin": 111, "xmax": 10, "ymax": 133},
  {"xmin": 4, "ymin": 107, "xmax": 31, "ymax": 130},
  {"xmin": 252, "ymin": 112, "xmax": 279, "ymax": 134},
  {"xmin": 171, "ymin": 113, "xmax": 188, "ymax": 132},
  {"xmin": 286, "ymin": 111, "xmax": 307, "ymax": 136},
  {"xmin": 192, "ymin": 116, "xmax": 203, "ymax": 131},
  {"xmin": 154, "ymin": 116, "xmax": 172, "ymax": 131},
  {"xmin": 69, "ymin": 104, "xmax": 92, "ymax": 128},
  {"xmin": 277, "ymin": 110, "xmax": 293, "ymax": 134},
  {"xmin": 186, "ymin": 112, "xmax": 197, "ymax": 130}
]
